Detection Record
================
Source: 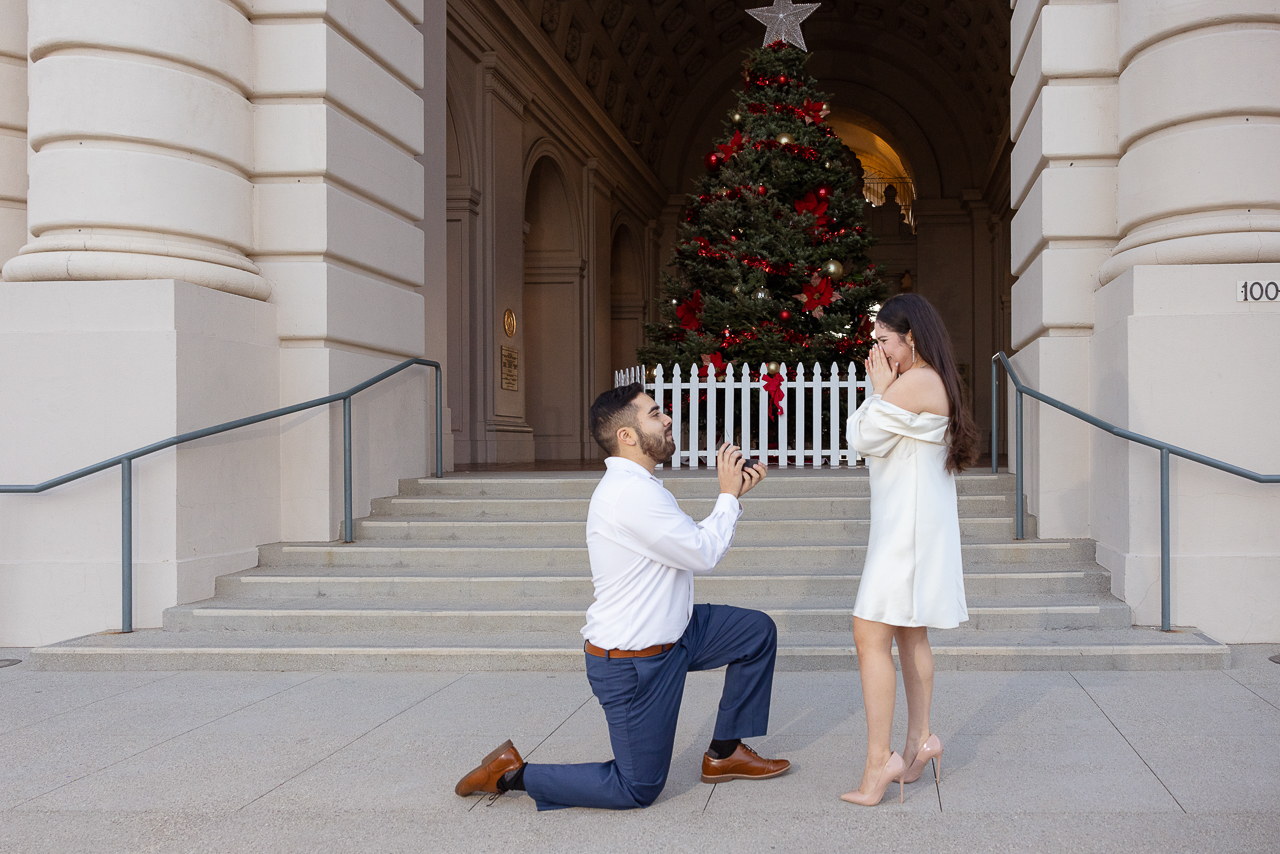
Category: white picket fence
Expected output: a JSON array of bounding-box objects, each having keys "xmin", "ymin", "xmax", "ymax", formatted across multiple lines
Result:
[{"xmin": 613, "ymin": 362, "xmax": 873, "ymax": 468}]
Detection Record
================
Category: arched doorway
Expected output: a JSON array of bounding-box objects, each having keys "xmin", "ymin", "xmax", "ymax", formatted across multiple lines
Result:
[{"xmin": 523, "ymin": 154, "xmax": 586, "ymax": 460}]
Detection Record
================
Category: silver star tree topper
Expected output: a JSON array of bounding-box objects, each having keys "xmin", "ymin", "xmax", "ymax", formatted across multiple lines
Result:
[{"xmin": 746, "ymin": 0, "xmax": 821, "ymax": 51}]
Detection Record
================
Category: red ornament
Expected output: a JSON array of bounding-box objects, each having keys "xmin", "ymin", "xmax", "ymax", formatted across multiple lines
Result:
[
  {"xmin": 815, "ymin": 185, "xmax": 832, "ymax": 201},
  {"xmin": 756, "ymin": 185, "xmax": 767, "ymax": 196},
  {"xmin": 778, "ymin": 75, "xmax": 789, "ymax": 85},
  {"xmin": 704, "ymin": 151, "xmax": 725, "ymax": 171},
  {"xmin": 779, "ymin": 310, "xmax": 792, "ymax": 321}
]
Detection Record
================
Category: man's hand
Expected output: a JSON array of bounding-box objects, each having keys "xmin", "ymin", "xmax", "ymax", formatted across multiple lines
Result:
[
  {"xmin": 738, "ymin": 457, "xmax": 766, "ymax": 497},
  {"xmin": 716, "ymin": 443, "xmax": 766, "ymax": 498}
]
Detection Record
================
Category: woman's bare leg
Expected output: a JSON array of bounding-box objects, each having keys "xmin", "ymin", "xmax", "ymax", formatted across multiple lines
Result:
[
  {"xmin": 894, "ymin": 625, "xmax": 934, "ymax": 766},
  {"xmin": 852, "ymin": 616, "xmax": 897, "ymax": 794}
]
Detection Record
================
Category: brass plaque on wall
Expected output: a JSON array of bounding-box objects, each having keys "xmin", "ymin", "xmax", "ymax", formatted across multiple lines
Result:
[
  {"xmin": 503, "ymin": 309, "xmax": 517, "ymax": 338},
  {"xmin": 501, "ymin": 346, "xmax": 518, "ymax": 391}
]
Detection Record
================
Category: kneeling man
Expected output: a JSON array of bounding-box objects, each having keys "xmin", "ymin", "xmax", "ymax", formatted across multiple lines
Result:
[{"xmin": 455, "ymin": 382, "xmax": 789, "ymax": 810}]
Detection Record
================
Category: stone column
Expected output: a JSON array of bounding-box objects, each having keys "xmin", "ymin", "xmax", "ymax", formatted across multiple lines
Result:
[
  {"xmin": 1089, "ymin": 0, "xmax": 1280, "ymax": 640},
  {"xmin": 1102, "ymin": 0, "xmax": 1280, "ymax": 281},
  {"xmin": 0, "ymin": 0, "xmax": 280, "ymax": 646},
  {"xmin": 1, "ymin": 0, "xmax": 267, "ymax": 298},
  {"xmin": 584, "ymin": 158, "xmax": 613, "ymax": 458},
  {"xmin": 1008, "ymin": 0, "xmax": 1120, "ymax": 537},
  {"xmin": 479, "ymin": 52, "xmax": 534, "ymax": 462},
  {"xmin": 0, "ymin": 0, "xmax": 26, "ymax": 270}
]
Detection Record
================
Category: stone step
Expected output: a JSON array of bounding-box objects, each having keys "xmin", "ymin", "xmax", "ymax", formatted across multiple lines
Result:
[
  {"xmin": 28, "ymin": 626, "xmax": 1230, "ymax": 672},
  {"xmin": 397, "ymin": 471, "xmax": 1016, "ymax": 499},
  {"xmin": 257, "ymin": 539, "xmax": 1095, "ymax": 570},
  {"xmin": 215, "ymin": 566, "xmax": 1112, "ymax": 600},
  {"xmin": 353, "ymin": 515, "xmax": 1035, "ymax": 544},
  {"xmin": 370, "ymin": 493, "xmax": 1014, "ymax": 521},
  {"xmin": 163, "ymin": 593, "xmax": 1132, "ymax": 633}
]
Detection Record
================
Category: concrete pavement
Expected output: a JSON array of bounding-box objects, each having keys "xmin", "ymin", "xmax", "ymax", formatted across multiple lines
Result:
[{"xmin": 1, "ymin": 645, "xmax": 1278, "ymax": 853}]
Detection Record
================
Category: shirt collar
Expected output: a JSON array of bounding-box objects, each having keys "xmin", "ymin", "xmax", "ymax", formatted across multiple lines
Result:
[{"xmin": 605, "ymin": 456, "xmax": 661, "ymax": 483}]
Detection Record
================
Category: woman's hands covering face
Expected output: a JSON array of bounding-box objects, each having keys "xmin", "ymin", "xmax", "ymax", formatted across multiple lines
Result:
[{"xmin": 865, "ymin": 344, "xmax": 898, "ymax": 396}]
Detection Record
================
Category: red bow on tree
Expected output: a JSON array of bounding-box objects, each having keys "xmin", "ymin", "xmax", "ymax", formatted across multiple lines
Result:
[
  {"xmin": 762, "ymin": 373, "xmax": 785, "ymax": 420},
  {"xmin": 677, "ymin": 290, "xmax": 703, "ymax": 330},
  {"xmin": 795, "ymin": 277, "xmax": 835, "ymax": 317},
  {"xmin": 717, "ymin": 130, "xmax": 746, "ymax": 159}
]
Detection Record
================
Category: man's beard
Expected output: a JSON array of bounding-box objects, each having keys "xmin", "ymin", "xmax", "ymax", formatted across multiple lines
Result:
[{"xmin": 637, "ymin": 422, "xmax": 676, "ymax": 463}]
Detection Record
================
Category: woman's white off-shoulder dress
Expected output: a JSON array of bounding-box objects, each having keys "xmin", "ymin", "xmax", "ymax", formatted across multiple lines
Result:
[{"xmin": 846, "ymin": 394, "xmax": 968, "ymax": 629}]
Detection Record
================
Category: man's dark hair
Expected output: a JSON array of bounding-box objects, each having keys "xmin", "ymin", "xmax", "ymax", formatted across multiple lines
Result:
[{"xmin": 589, "ymin": 383, "xmax": 646, "ymax": 456}]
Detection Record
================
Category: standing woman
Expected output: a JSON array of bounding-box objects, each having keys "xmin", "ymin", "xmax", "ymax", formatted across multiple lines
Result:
[{"xmin": 840, "ymin": 293, "xmax": 979, "ymax": 806}]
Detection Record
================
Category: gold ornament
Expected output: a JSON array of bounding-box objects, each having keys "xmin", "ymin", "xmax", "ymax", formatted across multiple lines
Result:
[
  {"xmin": 821, "ymin": 259, "xmax": 844, "ymax": 278},
  {"xmin": 766, "ymin": 361, "xmax": 781, "ymax": 375},
  {"xmin": 775, "ymin": 132, "xmax": 795, "ymax": 145},
  {"xmin": 732, "ymin": 112, "xmax": 743, "ymax": 123},
  {"xmin": 754, "ymin": 287, "xmax": 769, "ymax": 299}
]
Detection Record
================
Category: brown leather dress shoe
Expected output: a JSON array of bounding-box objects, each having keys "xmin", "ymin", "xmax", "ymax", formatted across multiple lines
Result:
[
  {"xmin": 700, "ymin": 743, "xmax": 791, "ymax": 783},
  {"xmin": 455, "ymin": 739, "xmax": 524, "ymax": 796}
]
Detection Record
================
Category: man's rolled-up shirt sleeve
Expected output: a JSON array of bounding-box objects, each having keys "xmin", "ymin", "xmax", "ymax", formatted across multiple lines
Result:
[{"xmin": 617, "ymin": 490, "xmax": 743, "ymax": 574}]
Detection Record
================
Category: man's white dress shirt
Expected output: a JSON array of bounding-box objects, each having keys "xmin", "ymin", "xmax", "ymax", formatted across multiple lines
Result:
[{"xmin": 581, "ymin": 457, "xmax": 743, "ymax": 651}]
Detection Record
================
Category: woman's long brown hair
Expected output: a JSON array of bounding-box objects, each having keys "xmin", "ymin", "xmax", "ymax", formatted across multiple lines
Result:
[{"xmin": 874, "ymin": 293, "xmax": 979, "ymax": 473}]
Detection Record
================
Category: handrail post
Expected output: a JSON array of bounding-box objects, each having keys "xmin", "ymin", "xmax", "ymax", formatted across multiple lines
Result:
[
  {"xmin": 1015, "ymin": 389, "xmax": 1024, "ymax": 540},
  {"xmin": 121, "ymin": 458, "xmax": 133, "ymax": 633},
  {"xmin": 1161, "ymin": 448, "xmax": 1171, "ymax": 631},
  {"xmin": 990, "ymin": 357, "xmax": 999, "ymax": 473},
  {"xmin": 343, "ymin": 396, "xmax": 354, "ymax": 543},
  {"xmin": 434, "ymin": 363, "xmax": 444, "ymax": 478}
]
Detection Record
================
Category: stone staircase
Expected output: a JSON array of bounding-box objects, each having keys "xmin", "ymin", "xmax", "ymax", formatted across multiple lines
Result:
[{"xmin": 31, "ymin": 469, "xmax": 1230, "ymax": 670}]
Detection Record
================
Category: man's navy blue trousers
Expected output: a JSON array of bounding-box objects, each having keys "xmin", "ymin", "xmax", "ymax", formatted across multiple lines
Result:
[{"xmin": 522, "ymin": 604, "xmax": 777, "ymax": 811}]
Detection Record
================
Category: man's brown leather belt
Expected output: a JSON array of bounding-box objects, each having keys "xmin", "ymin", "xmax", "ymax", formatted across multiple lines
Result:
[{"xmin": 585, "ymin": 641, "xmax": 675, "ymax": 659}]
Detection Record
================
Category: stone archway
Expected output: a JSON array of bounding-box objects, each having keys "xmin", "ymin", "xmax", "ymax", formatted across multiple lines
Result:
[{"xmin": 523, "ymin": 153, "xmax": 587, "ymax": 460}]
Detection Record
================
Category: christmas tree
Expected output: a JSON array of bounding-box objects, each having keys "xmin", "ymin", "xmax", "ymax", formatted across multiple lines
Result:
[{"xmin": 638, "ymin": 41, "xmax": 887, "ymax": 374}]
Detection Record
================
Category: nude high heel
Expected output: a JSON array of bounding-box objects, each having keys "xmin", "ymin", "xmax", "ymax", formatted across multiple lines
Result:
[
  {"xmin": 840, "ymin": 752, "xmax": 905, "ymax": 806},
  {"xmin": 896, "ymin": 734, "xmax": 943, "ymax": 785}
]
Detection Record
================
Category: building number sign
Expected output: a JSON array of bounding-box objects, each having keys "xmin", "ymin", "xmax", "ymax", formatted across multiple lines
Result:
[{"xmin": 1238, "ymin": 280, "xmax": 1280, "ymax": 302}]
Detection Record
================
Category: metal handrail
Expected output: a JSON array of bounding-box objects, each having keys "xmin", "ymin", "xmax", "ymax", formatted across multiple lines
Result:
[
  {"xmin": 0, "ymin": 358, "xmax": 444, "ymax": 633},
  {"xmin": 990, "ymin": 351, "xmax": 1280, "ymax": 631}
]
